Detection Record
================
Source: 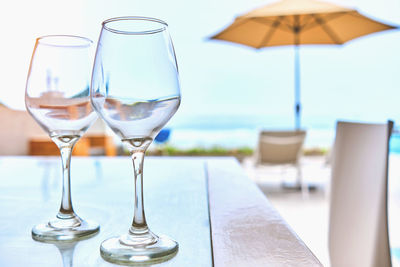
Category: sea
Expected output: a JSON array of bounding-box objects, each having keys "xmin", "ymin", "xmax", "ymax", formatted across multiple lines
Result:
[{"xmin": 163, "ymin": 115, "xmax": 400, "ymax": 154}]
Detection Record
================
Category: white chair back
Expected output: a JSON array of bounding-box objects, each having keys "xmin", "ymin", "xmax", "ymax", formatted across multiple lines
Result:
[{"xmin": 329, "ymin": 121, "xmax": 393, "ymax": 267}]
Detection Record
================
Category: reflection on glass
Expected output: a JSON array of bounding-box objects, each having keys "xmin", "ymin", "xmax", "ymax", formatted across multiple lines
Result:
[
  {"xmin": 54, "ymin": 241, "xmax": 78, "ymax": 267},
  {"xmin": 32, "ymin": 238, "xmax": 86, "ymax": 267},
  {"xmin": 38, "ymin": 160, "xmax": 58, "ymax": 201}
]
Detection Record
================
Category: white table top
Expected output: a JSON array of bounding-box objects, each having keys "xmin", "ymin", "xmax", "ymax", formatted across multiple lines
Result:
[{"xmin": 0, "ymin": 156, "xmax": 321, "ymax": 266}]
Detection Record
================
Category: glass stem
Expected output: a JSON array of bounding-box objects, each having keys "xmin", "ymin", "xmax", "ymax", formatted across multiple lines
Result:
[
  {"xmin": 58, "ymin": 144, "xmax": 76, "ymax": 218},
  {"xmin": 130, "ymin": 151, "xmax": 149, "ymax": 234}
]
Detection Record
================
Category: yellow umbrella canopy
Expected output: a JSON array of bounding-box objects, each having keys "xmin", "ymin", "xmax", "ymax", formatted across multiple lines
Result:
[{"xmin": 211, "ymin": 0, "xmax": 397, "ymax": 129}]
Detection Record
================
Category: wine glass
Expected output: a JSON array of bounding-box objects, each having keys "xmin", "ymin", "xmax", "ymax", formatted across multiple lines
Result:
[
  {"xmin": 91, "ymin": 17, "xmax": 181, "ymax": 264},
  {"xmin": 25, "ymin": 35, "xmax": 99, "ymax": 241}
]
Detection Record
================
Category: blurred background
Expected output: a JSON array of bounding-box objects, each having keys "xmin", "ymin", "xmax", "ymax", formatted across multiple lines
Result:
[{"xmin": 1, "ymin": 0, "xmax": 400, "ymax": 155}]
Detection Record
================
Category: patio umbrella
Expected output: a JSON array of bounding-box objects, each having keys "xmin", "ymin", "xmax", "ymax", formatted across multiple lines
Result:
[{"xmin": 211, "ymin": 0, "xmax": 397, "ymax": 129}]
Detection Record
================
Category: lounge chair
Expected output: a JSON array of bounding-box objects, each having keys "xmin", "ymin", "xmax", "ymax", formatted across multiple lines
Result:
[{"xmin": 255, "ymin": 130, "xmax": 307, "ymax": 190}]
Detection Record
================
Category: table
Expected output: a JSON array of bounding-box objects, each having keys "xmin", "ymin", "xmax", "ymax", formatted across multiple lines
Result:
[{"xmin": 0, "ymin": 156, "xmax": 321, "ymax": 266}]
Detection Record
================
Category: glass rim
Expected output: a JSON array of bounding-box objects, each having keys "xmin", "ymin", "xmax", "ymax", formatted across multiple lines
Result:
[
  {"xmin": 102, "ymin": 16, "xmax": 168, "ymax": 35},
  {"xmin": 36, "ymin": 35, "xmax": 93, "ymax": 48}
]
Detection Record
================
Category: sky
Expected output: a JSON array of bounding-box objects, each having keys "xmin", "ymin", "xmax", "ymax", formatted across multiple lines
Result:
[{"xmin": 1, "ymin": 0, "xmax": 400, "ymax": 130}]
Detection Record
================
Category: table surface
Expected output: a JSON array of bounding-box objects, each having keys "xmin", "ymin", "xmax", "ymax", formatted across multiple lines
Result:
[{"xmin": 0, "ymin": 156, "xmax": 321, "ymax": 267}]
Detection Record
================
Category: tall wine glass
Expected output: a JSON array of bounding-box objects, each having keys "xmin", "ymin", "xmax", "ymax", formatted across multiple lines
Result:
[
  {"xmin": 25, "ymin": 35, "xmax": 99, "ymax": 241},
  {"xmin": 91, "ymin": 17, "xmax": 181, "ymax": 264}
]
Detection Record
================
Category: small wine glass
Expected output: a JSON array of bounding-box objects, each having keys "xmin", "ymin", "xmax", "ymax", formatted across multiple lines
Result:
[
  {"xmin": 25, "ymin": 35, "xmax": 99, "ymax": 241},
  {"xmin": 91, "ymin": 17, "xmax": 181, "ymax": 264}
]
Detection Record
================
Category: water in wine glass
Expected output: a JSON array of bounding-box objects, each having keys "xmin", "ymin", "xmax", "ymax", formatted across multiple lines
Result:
[
  {"xmin": 92, "ymin": 95, "xmax": 179, "ymax": 149},
  {"xmin": 27, "ymin": 92, "xmax": 97, "ymax": 141}
]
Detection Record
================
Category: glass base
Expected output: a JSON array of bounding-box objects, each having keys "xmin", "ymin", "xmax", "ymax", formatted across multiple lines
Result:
[
  {"xmin": 32, "ymin": 219, "xmax": 99, "ymax": 242},
  {"xmin": 100, "ymin": 234, "xmax": 178, "ymax": 264}
]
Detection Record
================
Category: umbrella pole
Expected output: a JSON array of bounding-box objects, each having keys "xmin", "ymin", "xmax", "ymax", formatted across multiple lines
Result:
[{"xmin": 294, "ymin": 45, "xmax": 301, "ymax": 130}]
